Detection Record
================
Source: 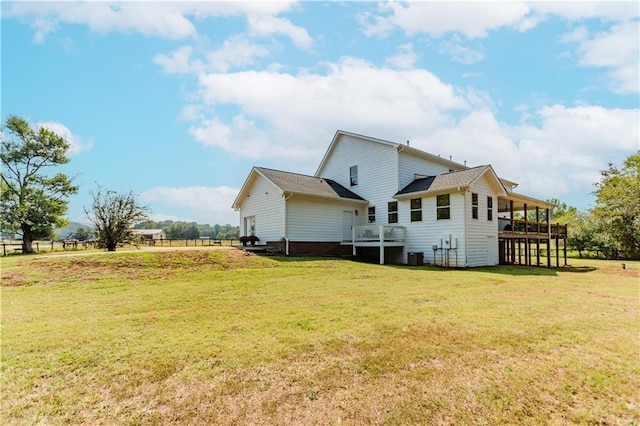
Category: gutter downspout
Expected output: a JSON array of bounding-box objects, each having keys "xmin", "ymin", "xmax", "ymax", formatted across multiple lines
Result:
[
  {"xmin": 463, "ymin": 188, "xmax": 469, "ymax": 268},
  {"xmin": 283, "ymin": 192, "xmax": 293, "ymax": 255},
  {"xmin": 397, "ymin": 145, "xmax": 406, "ymax": 261}
]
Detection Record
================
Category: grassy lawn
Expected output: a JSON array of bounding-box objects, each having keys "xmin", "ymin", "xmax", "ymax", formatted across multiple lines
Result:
[{"xmin": 2, "ymin": 249, "xmax": 638, "ymax": 425}]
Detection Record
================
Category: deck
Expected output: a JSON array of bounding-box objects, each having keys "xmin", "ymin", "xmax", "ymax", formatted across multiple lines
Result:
[
  {"xmin": 498, "ymin": 218, "xmax": 568, "ymax": 239},
  {"xmin": 498, "ymin": 219, "xmax": 568, "ymax": 267},
  {"xmin": 345, "ymin": 225, "xmax": 406, "ymax": 264}
]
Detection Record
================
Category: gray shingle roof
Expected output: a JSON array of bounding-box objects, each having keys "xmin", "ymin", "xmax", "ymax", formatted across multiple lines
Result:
[
  {"xmin": 257, "ymin": 167, "xmax": 366, "ymax": 201},
  {"xmin": 395, "ymin": 165, "xmax": 491, "ymax": 196}
]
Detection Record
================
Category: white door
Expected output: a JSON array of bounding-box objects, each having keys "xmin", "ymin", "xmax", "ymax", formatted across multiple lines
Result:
[
  {"xmin": 244, "ymin": 216, "xmax": 255, "ymax": 236},
  {"xmin": 343, "ymin": 211, "xmax": 353, "ymax": 241}
]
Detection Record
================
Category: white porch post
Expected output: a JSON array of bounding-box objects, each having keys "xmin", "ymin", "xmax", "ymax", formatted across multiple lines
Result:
[
  {"xmin": 379, "ymin": 225, "xmax": 384, "ymax": 265},
  {"xmin": 352, "ymin": 226, "xmax": 356, "ymax": 256}
]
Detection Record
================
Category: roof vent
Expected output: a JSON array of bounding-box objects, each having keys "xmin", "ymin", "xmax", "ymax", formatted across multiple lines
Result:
[{"xmin": 406, "ymin": 140, "xmax": 410, "ymax": 146}]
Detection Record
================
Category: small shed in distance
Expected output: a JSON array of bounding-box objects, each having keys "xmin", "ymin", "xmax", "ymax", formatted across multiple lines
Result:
[{"xmin": 131, "ymin": 229, "xmax": 166, "ymax": 241}]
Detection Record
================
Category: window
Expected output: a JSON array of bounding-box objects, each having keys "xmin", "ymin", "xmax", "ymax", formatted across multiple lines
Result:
[
  {"xmin": 471, "ymin": 192, "xmax": 478, "ymax": 219},
  {"xmin": 487, "ymin": 196, "xmax": 493, "ymax": 221},
  {"xmin": 368, "ymin": 206, "xmax": 376, "ymax": 223},
  {"xmin": 388, "ymin": 202, "xmax": 398, "ymax": 224},
  {"xmin": 437, "ymin": 194, "xmax": 450, "ymax": 220},
  {"xmin": 350, "ymin": 165, "xmax": 358, "ymax": 186},
  {"xmin": 410, "ymin": 198, "xmax": 422, "ymax": 222}
]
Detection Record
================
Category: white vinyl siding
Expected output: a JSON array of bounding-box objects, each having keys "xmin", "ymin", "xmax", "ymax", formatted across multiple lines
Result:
[
  {"xmin": 286, "ymin": 195, "xmax": 363, "ymax": 241},
  {"xmin": 238, "ymin": 175, "xmax": 285, "ymax": 242},
  {"xmin": 465, "ymin": 176, "xmax": 500, "ymax": 267},
  {"xmin": 401, "ymin": 192, "xmax": 466, "ymax": 267},
  {"xmin": 399, "ymin": 152, "xmax": 453, "ymax": 189},
  {"xmin": 318, "ymin": 134, "xmax": 398, "ymax": 212}
]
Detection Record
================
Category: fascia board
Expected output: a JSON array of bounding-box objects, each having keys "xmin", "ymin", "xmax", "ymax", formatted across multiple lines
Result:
[
  {"xmin": 394, "ymin": 185, "xmax": 469, "ymax": 200},
  {"xmin": 284, "ymin": 191, "xmax": 369, "ymax": 204}
]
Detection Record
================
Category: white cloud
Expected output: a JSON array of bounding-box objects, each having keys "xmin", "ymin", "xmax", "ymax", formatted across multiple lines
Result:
[
  {"xmin": 247, "ymin": 14, "xmax": 313, "ymax": 50},
  {"xmin": 183, "ymin": 56, "xmax": 637, "ymax": 207},
  {"xmin": 154, "ymin": 36, "xmax": 273, "ymax": 75},
  {"xmin": 560, "ymin": 25, "xmax": 589, "ymax": 44},
  {"xmin": 179, "ymin": 104, "xmax": 204, "ymax": 122},
  {"xmin": 361, "ymin": 2, "xmax": 531, "ymax": 39},
  {"xmin": 361, "ymin": 1, "xmax": 639, "ymax": 40},
  {"xmin": 188, "ymin": 57, "xmax": 469, "ymax": 168},
  {"xmin": 32, "ymin": 18, "xmax": 58, "ymax": 44},
  {"xmin": 571, "ymin": 20, "xmax": 640, "ymax": 94},
  {"xmin": 153, "ymin": 46, "xmax": 203, "ymax": 75},
  {"xmin": 506, "ymin": 104, "xmax": 639, "ymax": 196},
  {"xmin": 438, "ymin": 37, "xmax": 485, "ymax": 65},
  {"xmin": 412, "ymin": 104, "xmax": 639, "ymax": 201},
  {"xmin": 205, "ymin": 35, "xmax": 272, "ymax": 72},
  {"xmin": 360, "ymin": 2, "xmax": 639, "ymax": 94},
  {"xmin": 4, "ymin": 1, "xmax": 301, "ymax": 42},
  {"xmin": 385, "ymin": 43, "xmax": 419, "ymax": 69},
  {"xmin": 7, "ymin": 2, "xmax": 197, "ymax": 40},
  {"xmin": 139, "ymin": 185, "xmax": 239, "ymax": 225},
  {"xmin": 37, "ymin": 121, "xmax": 93, "ymax": 156},
  {"xmin": 530, "ymin": 2, "xmax": 639, "ymax": 22},
  {"xmin": 357, "ymin": 5, "xmax": 397, "ymax": 38},
  {"xmin": 189, "ymin": 116, "xmax": 272, "ymax": 160}
]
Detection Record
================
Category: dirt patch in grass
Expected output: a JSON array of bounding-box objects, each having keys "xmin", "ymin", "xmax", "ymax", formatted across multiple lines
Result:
[
  {"xmin": 2, "ymin": 248, "xmax": 269, "ymax": 287},
  {"xmin": 559, "ymin": 265, "xmax": 598, "ymax": 273}
]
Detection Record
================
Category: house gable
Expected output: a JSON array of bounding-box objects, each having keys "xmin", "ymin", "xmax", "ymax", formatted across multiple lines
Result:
[
  {"xmin": 313, "ymin": 131, "xmax": 400, "ymax": 220},
  {"xmin": 257, "ymin": 167, "xmax": 366, "ymax": 202},
  {"xmin": 233, "ymin": 167, "xmax": 366, "ymax": 211},
  {"xmin": 315, "ymin": 130, "xmax": 400, "ymax": 177},
  {"xmin": 232, "ymin": 167, "xmax": 282, "ymax": 210}
]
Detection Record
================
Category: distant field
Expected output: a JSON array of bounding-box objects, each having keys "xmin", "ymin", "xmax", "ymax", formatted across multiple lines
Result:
[
  {"xmin": 1, "ymin": 239, "xmax": 240, "ymax": 256},
  {"xmin": 1, "ymin": 248, "xmax": 638, "ymax": 425}
]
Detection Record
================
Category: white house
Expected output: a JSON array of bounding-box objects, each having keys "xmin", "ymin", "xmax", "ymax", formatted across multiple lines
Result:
[
  {"xmin": 232, "ymin": 130, "xmax": 567, "ymax": 267},
  {"xmin": 131, "ymin": 229, "xmax": 166, "ymax": 241}
]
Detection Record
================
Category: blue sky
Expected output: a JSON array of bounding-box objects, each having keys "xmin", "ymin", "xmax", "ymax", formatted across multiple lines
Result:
[{"xmin": 2, "ymin": 1, "xmax": 638, "ymax": 226}]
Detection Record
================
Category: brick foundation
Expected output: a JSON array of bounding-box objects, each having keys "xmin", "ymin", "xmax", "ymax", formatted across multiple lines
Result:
[{"xmin": 266, "ymin": 241, "xmax": 351, "ymax": 257}]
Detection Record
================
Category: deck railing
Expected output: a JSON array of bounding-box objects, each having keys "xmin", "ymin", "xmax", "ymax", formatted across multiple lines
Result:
[
  {"xmin": 499, "ymin": 218, "xmax": 567, "ymax": 238},
  {"xmin": 353, "ymin": 225, "xmax": 406, "ymax": 243}
]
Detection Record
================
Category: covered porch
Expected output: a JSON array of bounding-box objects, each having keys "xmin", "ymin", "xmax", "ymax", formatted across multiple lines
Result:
[{"xmin": 498, "ymin": 194, "xmax": 568, "ymax": 267}]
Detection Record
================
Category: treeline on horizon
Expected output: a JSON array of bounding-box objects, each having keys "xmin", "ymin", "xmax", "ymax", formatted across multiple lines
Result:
[{"xmin": 133, "ymin": 221, "xmax": 240, "ymax": 240}]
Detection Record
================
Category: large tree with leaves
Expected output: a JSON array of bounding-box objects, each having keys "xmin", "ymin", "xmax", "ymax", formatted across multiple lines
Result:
[
  {"xmin": 593, "ymin": 153, "xmax": 640, "ymax": 259},
  {"xmin": 85, "ymin": 186, "xmax": 148, "ymax": 251},
  {"xmin": 0, "ymin": 116, "xmax": 78, "ymax": 253}
]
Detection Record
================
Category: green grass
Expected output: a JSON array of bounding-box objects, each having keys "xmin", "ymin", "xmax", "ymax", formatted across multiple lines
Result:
[{"xmin": 2, "ymin": 249, "xmax": 639, "ymax": 425}]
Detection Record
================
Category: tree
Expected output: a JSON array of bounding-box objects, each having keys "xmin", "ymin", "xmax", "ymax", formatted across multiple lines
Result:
[
  {"xmin": 567, "ymin": 211, "xmax": 597, "ymax": 258},
  {"xmin": 73, "ymin": 226, "xmax": 93, "ymax": 241},
  {"xmin": 184, "ymin": 222, "xmax": 200, "ymax": 239},
  {"xmin": 593, "ymin": 153, "xmax": 640, "ymax": 259},
  {"xmin": 85, "ymin": 186, "xmax": 148, "ymax": 251},
  {"xmin": 547, "ymin": 198, "xmax": 578, "ymax": 223},
  {"xmin": 0, "ymin": 116, "xmax": 78, "ymax": 253}
]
